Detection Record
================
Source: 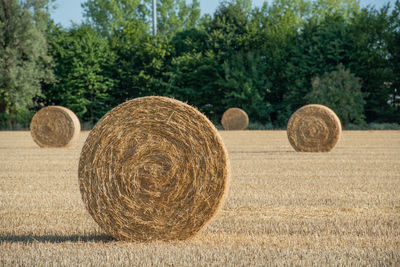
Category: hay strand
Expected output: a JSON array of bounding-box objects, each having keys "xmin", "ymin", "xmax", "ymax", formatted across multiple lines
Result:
[
  {"xmin": 287, "ymin": 104, "xmax": 342, "ymax": 152},
  {"xmin": 78, "ymin": 96, "xmax": 230, "ymax": 241},
  {"xmin": 221, "ymin": 108, "xmax": 249, "ymax": 130},
  {"xmin": 30, "ymin": 106, "xmax": 80, "ymax": 148}
]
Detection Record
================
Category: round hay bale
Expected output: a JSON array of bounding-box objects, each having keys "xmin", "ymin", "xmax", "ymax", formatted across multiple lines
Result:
[
  {"xmin": 30, "ymin": 106, "xmax": 80, "ymax": 148},
  {"xmin": 78, "ymin": 96, "xmax": 230, "ymax": 241},
  {"xmin": 221, "ymin": 108, "xmax": 249, "ymax": 130},
  {"xmin": 287, "ymin": 104, "xmax": 342, "ymax": 152}
]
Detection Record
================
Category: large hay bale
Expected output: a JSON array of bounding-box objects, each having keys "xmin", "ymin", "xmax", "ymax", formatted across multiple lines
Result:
[
  {"xmin": 221, "ymin": 108, "xmax": 249, "ymax": 130},
  {"xmin": 78, "ymin": 96, "xmax": 230, "ymax": 241},
  {"xmin": 287, "ymin": 104, "xmax": 342, "ymax": 152},
  {"xmin": 30, "ymin": 106, "xmax": 81, "ymax": 148}
]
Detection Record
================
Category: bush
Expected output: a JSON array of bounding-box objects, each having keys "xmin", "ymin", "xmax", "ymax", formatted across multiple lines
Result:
[
  {"xmin": 0, "ymin": 109, "xmax": 33, "ymax": 130},
  {"xmin": 345, "ymin": 122, "xmax": 400, "ymax": 130},
  {"xmin": 247, "ymin": 122, "xmax": 275, "ymax": 130},
  {"xmin": 305, "ymin": 64, "xmax": 366, "ymax": 126},
  {"xmin": 367, "ymin": 122, "xmax": 400, "ymax": 130}
]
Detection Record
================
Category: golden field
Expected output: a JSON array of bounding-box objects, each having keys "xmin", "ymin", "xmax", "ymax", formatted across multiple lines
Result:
[{"xmin": 0, "ymin": 130, "xmax": 399, "ymax": 266}]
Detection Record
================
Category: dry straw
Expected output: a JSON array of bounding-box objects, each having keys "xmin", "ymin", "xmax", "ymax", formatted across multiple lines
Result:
[
  {"xmin": 221, "ymin": 107, "xmax": 249, "ymax": 130},
  {"xmin": 78, "ymin": 96, "xmax": 230, "ymax": 241},
  {"xmin": 30, "ymin": 106, "xmax": 80, "ymax": 148},
  {"xmin": 287, "ymin": 104, "xmax": 342, "ymax": 152}
]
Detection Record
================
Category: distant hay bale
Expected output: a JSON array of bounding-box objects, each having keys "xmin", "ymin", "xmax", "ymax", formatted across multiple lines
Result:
[
  {"xmin": 78, "ymin": 96, "xmax": 230, "ymax": 241},
  {"xmin": 221, "ymin": 108, "xmax": 249, "ymax": 130},
  {"xmin": 287, "ymin": 104, "xmax": 342, "ymax": 152},
  {"xmin": 30, "ymin": 106, "xmax": 80, "ymax": 148}
]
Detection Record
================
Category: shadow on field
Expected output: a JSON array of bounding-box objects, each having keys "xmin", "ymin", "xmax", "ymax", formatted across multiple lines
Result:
[{"xmin": 0, "ymin": 234, "xmax": 114, "ymax": 243}]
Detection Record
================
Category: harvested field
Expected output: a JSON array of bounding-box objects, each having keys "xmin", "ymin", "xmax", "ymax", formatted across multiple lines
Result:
[{"xmin": 1, "ymin": 130, "xmax": 399, "ymax": 265}]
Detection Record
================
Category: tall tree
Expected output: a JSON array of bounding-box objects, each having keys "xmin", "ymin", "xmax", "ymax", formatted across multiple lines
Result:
[
  {"xmin": 251, "ymin": 0, "xmax": 311, "ymax": 124},
  {"xmin": 386, "ymin": 1, "xmax": 400, "ymax": 120},
  {"xmin": 220, "ymin": 50, "xmax": 271, "ymax": 123},
  {"xmin": 311, "ymin": 0, "xmax": 360, "ymax": 21},
  {"xmin": 348, "ymin": 4, "xmax": 395, "ymax": 122},
  {"xmin": 82, "ymin": 0, "xmax": 201, "ymax": 109},
  {"xmin": 165, "ymin": 46, "xmax": 222, "ymax": 120},
  {"xmin": 281, "ymin": 13, "xmax": 353, "ymax": 125},
  {"xmin": 157, "ymin": 0, "xmax": 200, "ymax": 36},
  {"xmin": 82, "ymin": 0, "xmax": 150, "ymax": 38},
  {"xmin": 206, "ymin": 0, "xmax": 252, "ymax": 58},
  {"xmin": 44, "ymin": 24, "xmax": 115, "ymax": 123},
  {"xmin": 0, "ymin": 0, "xmax": 54, "ymax": 127},
  {"xmin": 110, "ymin": 35, "xmax": 171, "ymax": 103},
  {"xmin": 82, "ymin": 0, "xmax": 200, "ymax": 38},
  {"xmin": 251, "ymin": 0, "xmax": 360, "ymax": 125},
  {"xmin": 162, "ymin": 1, "xmax": 257, "ymax": 122}
]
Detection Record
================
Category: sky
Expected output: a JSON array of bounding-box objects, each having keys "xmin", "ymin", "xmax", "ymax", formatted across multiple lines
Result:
[{"xmin": 50, "ymin": 0, "xmax": 397, "ymax": 28}]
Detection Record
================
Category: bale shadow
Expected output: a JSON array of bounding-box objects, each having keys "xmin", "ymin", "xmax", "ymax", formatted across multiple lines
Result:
[{"xmin": 0, "ymin": 234, "xmax": 114, "ymax": 244}]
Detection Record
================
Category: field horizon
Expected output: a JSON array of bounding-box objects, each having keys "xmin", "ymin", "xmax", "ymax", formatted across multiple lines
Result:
[{"xmin": 1, "ymin": 130, "xmax": 399, "ymax": 265}]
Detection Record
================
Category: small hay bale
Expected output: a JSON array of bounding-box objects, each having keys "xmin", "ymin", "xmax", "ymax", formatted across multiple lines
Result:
[
  {"xmin": 78, "ymin": 96, "xmax": 230, "ymax": 241},
  {"xmin": 221, "ymin": 108, "xmax": 249, "ymax": 130},
  {"xmin": 30, "ymin": 106, "xmax": 80, "ymax": 148},
  {"xmin": 287, "ymin": 104, "xmax": 342, "ymax": 152}
]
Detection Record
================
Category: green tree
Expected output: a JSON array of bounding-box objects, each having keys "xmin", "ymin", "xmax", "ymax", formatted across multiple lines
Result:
[
  {"xmin": 220, "ymin": 51, "xmax": 271, "ymax": 123},
  {"xmin": 0, "ymin": 0, "xmax": 54, "ymax": 127},
  {"xmin": 162, "ymin": 1, "xmax": 258, "ymax": 122},
  {"xmin": 206, "ymin": 0, "xmax": 252, "ymax": 58},
  {"xmin": 311, "ymin": 0, "xmax": 359, "ymax": 21},
  {"xmin": 107, "ymin": 33, "xmax": 171, "ymax": 108},
  {"xmin": 283, "ymin": 13, "xmax": 352, "ymax": 124},
  {"xmin": 199, "ymin": 0, "xmax": 260, "ymax": 121},
  {"xmin": 164, "ymin": 48, "xmax": 223, "ymax": 121},
  {"xmin": 163, "ymin": 28, "xmax": 222, "ymax": 120},
  {"xmin": 305, "ymin": 64, "xmax": 366, "ymax": 125},
  {"xmin": 82, "ymin": 0, "xmax": 150, "ymax": 38},
  {"xmin": 386, "ymin": 1, "xmax": 400, "ymax": 120},
  {"xmin": 348, "ymin": 4, "xmax": 396, "ymax": 122},
  {"xmin": 82, "ymin": 0, "xmax": 201, "ymax": 110},
  {"xmin": 250, "ymin": 0, "xmax": 311, "ymax": 125},
  {"xmin": 250, "ymin": 0, "xmax": 361, "ymax": 126},
  {"xmin": 157, "ymin": 0, "xmax": 200, "ymax": 36},
  {"xmin": 82, "ymin": 0, "xmax": 200, "ymax": 38},
  {"xmin": 44, "ymin": 24, "xmax": 115, "ymax": 123}
]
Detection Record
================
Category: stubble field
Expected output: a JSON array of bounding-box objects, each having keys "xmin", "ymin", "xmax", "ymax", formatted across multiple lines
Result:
[{"xmin": 0, "ymin": 130, "xmax": 399, "ymax": 266}]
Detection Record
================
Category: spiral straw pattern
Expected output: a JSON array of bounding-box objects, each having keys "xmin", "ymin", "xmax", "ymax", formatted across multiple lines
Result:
[
  {"xmin": 287, "ymin": 104, "xmax": 342, "ymax": 152},
  {"xmin": 30, "ymin": 106, "xmax": 80, "ymax": 148},
  {"xmin": 78, "ymin": 96, "xmax": 230, "ymax": 241},
  {"xmin": 221, "ymin": 108, "xmax": 249, "ymax": 130}
]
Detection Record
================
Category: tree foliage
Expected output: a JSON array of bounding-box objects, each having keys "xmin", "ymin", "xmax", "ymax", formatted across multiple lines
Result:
[
  {"xmin": 0, "ymin": 0, "xmax": 54, "ymax": 127},
  {"xmin": 283, "ymin": 14, "xmax": 352, "ymax": 121},
  {"xmin": 44, "ymin": 24, "xmax": 114, "ymax": 123},
  {"xmin": 348, "ymin": 2, "xmax": 399, "ymax": 122},
  {"xmin": 306, "ymin": 64, "xmax": 365, "ymax": 125},
  {"xmin": 2, "ymin": 0, "xmax": 399, "ymax": 128},
  {"xmin": 82, "ymin": 0, "xmax": 200, "ymax": 38},
  {"xmin": 220, "ymin": 51, "xmax": 271, "ymax": 123},
  {"xmin": 386, "ymin": 1, "xmax": 400, "ymax": 120}
]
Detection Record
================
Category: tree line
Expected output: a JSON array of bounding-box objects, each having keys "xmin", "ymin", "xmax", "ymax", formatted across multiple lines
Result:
[{"xmin": 1, "ymin": 0, "xmax": 399, "ymax": 128}]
